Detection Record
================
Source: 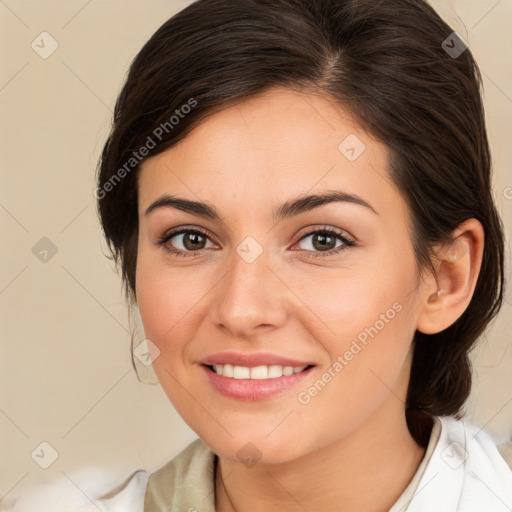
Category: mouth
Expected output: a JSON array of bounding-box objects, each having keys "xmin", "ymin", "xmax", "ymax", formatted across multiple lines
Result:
[
  {"xmin": 203, "ymin": 363, "xmax": 315, "ymax": 380},
  {"xmin": 200, "ymin": 362, "xmax": 316, "ymax": 401}
]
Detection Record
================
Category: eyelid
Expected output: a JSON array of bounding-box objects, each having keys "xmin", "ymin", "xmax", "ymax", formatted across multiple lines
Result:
[
  {"xmin": 156, "ymin": 224, "xmax": 355, "ymax": 244},
  {"xmin": 155, "ymin": 224, "xmax": 356, "ymax": 258},
  {"xmin": 154, "ymin": 225, "xmax": 218, "ymax": 247},
  {"xmin": 294, "ymin": 224, "xmax": 356, "ymax": 245}
]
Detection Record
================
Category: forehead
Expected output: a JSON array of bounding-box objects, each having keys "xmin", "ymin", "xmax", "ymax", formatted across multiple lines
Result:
[{"xmin": 137, "ymin": 87, "xmax": 402, "ymax": 222}]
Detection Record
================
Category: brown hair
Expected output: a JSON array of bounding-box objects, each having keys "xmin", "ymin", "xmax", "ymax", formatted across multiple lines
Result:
[{"xmin": 96, "ymin": 0, "xmax": 505, "ymax": 440}]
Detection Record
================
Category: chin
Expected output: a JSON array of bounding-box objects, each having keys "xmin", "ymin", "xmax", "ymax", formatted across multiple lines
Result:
[{"xmin": 199, "ymin": 429, "xmax": 312, "ymax": 466}]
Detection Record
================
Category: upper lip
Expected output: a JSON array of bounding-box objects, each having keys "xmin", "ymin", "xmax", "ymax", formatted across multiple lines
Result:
[{"xmin": 200, "ymin": 352, "xmax": 315, "ymax": 368}]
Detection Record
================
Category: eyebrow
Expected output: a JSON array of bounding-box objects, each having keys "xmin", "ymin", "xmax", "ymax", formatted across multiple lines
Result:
[{"xmin": 144, "ymin": 190, "xmax": 378, "ymax": 221}]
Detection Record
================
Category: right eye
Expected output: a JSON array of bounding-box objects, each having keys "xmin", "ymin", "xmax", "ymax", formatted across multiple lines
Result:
[{"xmin": 155, "ymin": 227, "xmax": 217, "ymax": 257}]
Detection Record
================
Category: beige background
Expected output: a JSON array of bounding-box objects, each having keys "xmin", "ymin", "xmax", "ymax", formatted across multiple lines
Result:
[{"xmin": 0, "ymin": 0, "xmax": 511, "ymax": 502}]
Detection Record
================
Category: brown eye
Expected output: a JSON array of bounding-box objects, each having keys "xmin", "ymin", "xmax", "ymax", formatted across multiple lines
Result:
[
  {"xmin": 180, "ymin": 232, "xmax": 208, "ymax": 250},
  {"xmin": 294, "ymin": 227, "xmax": 355, "ymax": 258},
  {"xmin": 305, "ymin": 232, "xmax": 338, "ymax": 251},
  {"xmin": 156, "ymin": 227, "xmax": 216, "ymax": 256}
]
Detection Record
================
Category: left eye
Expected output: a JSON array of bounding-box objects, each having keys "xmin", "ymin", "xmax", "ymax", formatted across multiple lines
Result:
[{"xmin": 294, "ymin": 228, "xmax": 354, "ymax": 256}]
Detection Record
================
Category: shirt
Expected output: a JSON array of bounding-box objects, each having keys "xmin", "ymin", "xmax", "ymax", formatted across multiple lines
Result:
[
  {"xmin": 144, "ymin": 416, "xmax": 512, "ymax": 512},
  {"xmin": 3, "ymin": 416, "xmax": 511, "ymax": 511}
]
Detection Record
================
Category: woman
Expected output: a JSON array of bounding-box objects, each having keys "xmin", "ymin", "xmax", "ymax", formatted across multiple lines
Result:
[{"xmin": 96, "ymin": 0, "xmax": 512, "ymax": 510}]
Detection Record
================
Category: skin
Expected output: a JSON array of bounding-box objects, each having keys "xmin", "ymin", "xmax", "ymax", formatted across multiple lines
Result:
[{"xmin": 135, "ymin": 87, "xmax": 484, "ymax": 512}]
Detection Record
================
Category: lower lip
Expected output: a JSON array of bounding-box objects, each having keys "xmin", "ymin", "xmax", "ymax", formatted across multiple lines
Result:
[{"xmin": 200, "ymin": 364, "xmax": 315, "ymax": 401}]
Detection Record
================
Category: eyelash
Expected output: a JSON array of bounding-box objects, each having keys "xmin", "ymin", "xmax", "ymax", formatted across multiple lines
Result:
[{"xmin": 155, "ymin": 225, "xmax": 356, "ymax": 259}]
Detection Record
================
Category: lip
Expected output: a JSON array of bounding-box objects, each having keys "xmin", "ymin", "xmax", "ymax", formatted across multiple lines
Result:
[
  {"xmin": 200, "ymin": 351, "xmax": 314, "ymax": 367},
  {"xmin": 200, "ymin": 364, "xmax": 315, "ymax": 401}
]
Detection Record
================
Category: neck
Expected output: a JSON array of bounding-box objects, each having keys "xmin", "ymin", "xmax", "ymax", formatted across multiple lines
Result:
[{"xmin": 215, "ymin": 401, "xmax": 429, "ymax": 512}]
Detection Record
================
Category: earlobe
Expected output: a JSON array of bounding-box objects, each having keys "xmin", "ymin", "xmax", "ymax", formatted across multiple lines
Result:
[{"xmin": 416, "ymin": 219, "xmax": 485, "ymax": 335}]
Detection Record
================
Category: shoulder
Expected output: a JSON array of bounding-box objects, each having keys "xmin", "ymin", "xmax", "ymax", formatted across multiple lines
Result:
[
  {"xmin": 144, "ymin": 437, "xmax": 217, "ymax": 512},
  {"xmin": 146, "ymin": 437, "xmax": 214, "ymax": 482},
  {"xmin": 406, "ymin": 415, "xmax": 512, "ymax": 512},
  {"xmin": 0, "ymin": 467, "xmax": 149, "ymax": 512},
  {"xmin": 439, "ymin": 415, "xmax": 512, "ymax": 471}
]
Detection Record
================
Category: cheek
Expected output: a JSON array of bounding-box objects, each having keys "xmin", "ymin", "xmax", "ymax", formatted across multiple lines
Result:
[
  {"xmin": 284, "ymin": 254, "xmax": 417, "ymax": 350},
  {"xmin": 135, "ymin": 273, "xmax": 192, "ymax": 404},
  {"xmin": 289, "ymin": 250, "xmax": 419, "ymax": 397},
  {"xmin": 292, "ymin": 288, "xmax": 416, "ymax": 449},
  {"xmin": 134, "ymin": 247, "xmax": 217, "ymax": 377},
  {"xmin": 135, "ymin": 249, "xmax": 185, "ymax": 360}
]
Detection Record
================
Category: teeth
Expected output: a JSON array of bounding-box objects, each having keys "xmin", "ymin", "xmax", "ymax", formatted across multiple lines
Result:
[
  {"xmin": 233, "ymin": 366, "xmax": 251, "ymax": 379},
  {"xmin": 223, "ymin": 364, "xmax": 234, "ymax": 377},
  {"xmin": 268, "ymin": 365, "xmax": 283, "ymax": 378},
  {"xmin": 250, "ymin": 365, "xmax": 268, "ymax": 379},
  {"xmin": 211, "ymin": 364, "xmax": 307, "ymax": 379}
]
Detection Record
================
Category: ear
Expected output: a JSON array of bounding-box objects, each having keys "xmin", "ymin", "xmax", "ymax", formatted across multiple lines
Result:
[{"xmin": 416, "ymin": 218, "xmax": 485, "ymax": 335}]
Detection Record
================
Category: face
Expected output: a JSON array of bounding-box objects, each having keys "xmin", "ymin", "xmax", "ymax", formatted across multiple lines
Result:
[{"xmin": 136, "ymin": 87, "xmax": 427, "ymax": 464}]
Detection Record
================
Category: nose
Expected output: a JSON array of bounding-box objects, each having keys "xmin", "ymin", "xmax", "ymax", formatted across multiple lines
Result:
[{"xmin": 208, "ymin": 247, "xmax": 289, "ymax": 339}]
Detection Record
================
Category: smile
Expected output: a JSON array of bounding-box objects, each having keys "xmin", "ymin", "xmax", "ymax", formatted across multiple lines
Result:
[
  {"xmin": 208, "ymin": 363, "xmax": 310, "ymax": 379},
  {"xmin": 201, "ymin": 363, "xmax": 315, "ymax": 401}
]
